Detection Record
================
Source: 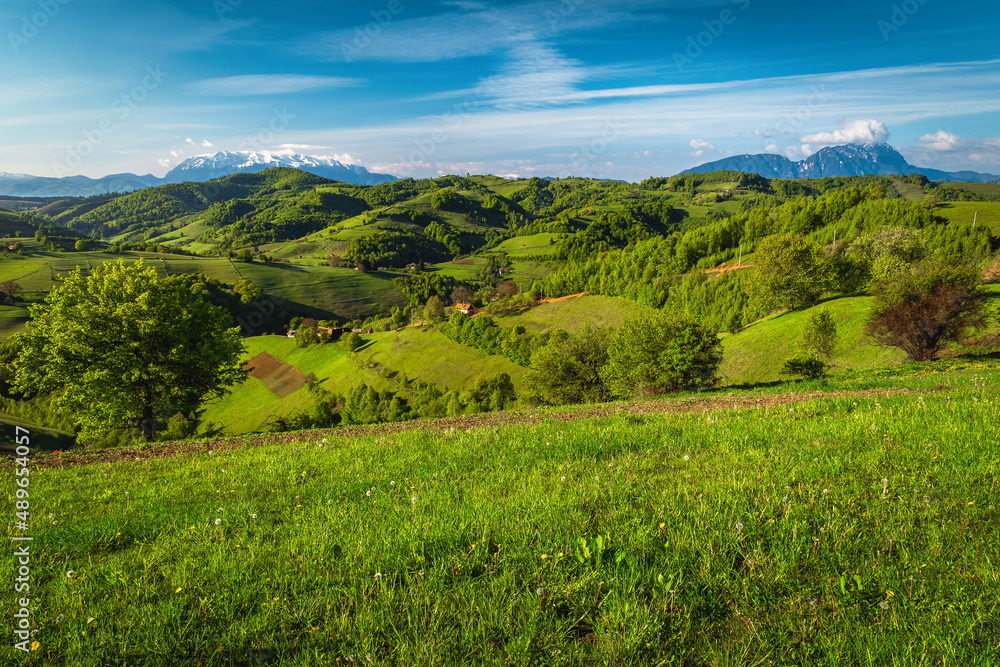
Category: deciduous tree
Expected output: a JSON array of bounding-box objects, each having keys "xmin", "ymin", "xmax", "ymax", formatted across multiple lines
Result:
[
  {"xmin": 865, "ymin": 259, "xmax": 989, "ymax": 361},
  {"xmin": 12, "ymin": 260, "xmax": 246, "ymax": 442},
  {"xmin": 746, "ymin": 233, "xmax": 832, "ymax": 314},
  {"xmin": 601, "ymin": 312, "xmax": 722, "ymax": 399}
]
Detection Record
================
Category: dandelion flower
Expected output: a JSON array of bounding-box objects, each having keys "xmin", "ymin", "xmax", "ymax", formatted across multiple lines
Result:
[
  {"xmin": 560, "ymin": 476, "xmax": 566, "ymax": 481},
  {"xmin": 66, "ymin": 571, "xmax": 75, "ymax": 578},
  {"xmin": 411, "ymin": 497, "xmax": 416, "ymax": 504},
  {"xmin": 683, "ymin": 455, "xmax": 689, "ymax": 461},
  {"xmin": 735, "ymin": 522, "xmax": 744, "ymax": 531},
  {"xmin": 251, "ymin": 514, "xmax": 258, "ymax": 519},
  {"xmin": 374, "ymin": 573, "xmax": 382, "ymax": 581},
  {"xmin": 390, "ymin": 481, "xmax": 395, "ymax": 486},
  {"xmin": 879, "ymin": 601, "xmax": 889, "ymax": 610},
  {"xmin": 175, "ymin": 587, "xmax": 183, "ymax": 593},
  {"xmin": 30, "ymin": 641, "xmax": 39, "ymax": 651},
  {"xmin": 366, "ymin": 490, "xmax": 371, "ymax": 497},
  {"xmin": 215, "ymin": 518, "xmax": 222, "ymax": 525}
]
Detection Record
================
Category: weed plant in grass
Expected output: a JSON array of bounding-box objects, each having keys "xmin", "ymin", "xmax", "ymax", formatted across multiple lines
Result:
[{"xmin": 2, "ymin": 369, "xmax": 999, "ymax": 665}]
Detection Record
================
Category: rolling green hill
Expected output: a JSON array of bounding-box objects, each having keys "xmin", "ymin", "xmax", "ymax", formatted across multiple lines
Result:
[
  {"xmin": 720, "ymin": 296, "xmax": 906, "ymax": 385},
  {"xmin": 198, "ymin": 326, "xmax": 529, "ymax": 436}
]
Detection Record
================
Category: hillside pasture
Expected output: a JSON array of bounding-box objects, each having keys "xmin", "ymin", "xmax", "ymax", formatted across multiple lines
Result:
[
  {"xmin": 5, "ymin": 363, "xmax": 999, "ymax": 665},
  {"xmin": 494, "ymin": 294, "xmax": 655, "ymax": 335},
  {"xmin": 721, "ymin": 296, "xmax": 908, "ymax": 386}
]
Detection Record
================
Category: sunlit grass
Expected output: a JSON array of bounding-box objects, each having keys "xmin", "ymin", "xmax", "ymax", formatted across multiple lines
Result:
[{"xmin": 2, "ymin": 366, "xmax": 999, "ymax": 665}]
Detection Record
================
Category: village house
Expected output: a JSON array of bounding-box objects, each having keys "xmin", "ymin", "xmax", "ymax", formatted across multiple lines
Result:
[{"xmin": 454, "ymin": 303, "xmax": 476, "ymax": 315}]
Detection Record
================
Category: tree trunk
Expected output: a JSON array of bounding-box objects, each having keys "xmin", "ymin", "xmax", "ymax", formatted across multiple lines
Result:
[{"xmin": 140, "ymin": 403, "xmax": 155, "ymax": 442}]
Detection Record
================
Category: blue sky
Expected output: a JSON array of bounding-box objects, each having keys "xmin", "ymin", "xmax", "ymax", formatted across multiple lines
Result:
[{"xmin": 2, "ymin": 0, "xmax": 999, "ymax": 181}]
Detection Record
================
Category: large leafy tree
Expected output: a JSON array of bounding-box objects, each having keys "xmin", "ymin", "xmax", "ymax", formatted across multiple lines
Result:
[
  {"xmin": 601, "ymin": 312, "xmax": 722, "ymax": 399},
  {"xmin": 865, "ymin": 259, "xmax": 990, "ymax": 362},
  {"xmin": 526, "ymin": 327, "xmax": 612, "ymax": 406},
  {"xmin": 13, "ymin": 260, "xmax": 247, "ymax": 441},
  {"xmin": 747, "ymin": 233, "xmax": 832, "ymax": 314}
]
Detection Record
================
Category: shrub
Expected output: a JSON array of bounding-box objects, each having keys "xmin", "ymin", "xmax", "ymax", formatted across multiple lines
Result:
[
  {"xmin": 865, "ymin": 260, "xmax": 989, "ymax": 361},
  {"xmin": 779, "ymin": 354, "xmax": 829, "ymax": 379}
]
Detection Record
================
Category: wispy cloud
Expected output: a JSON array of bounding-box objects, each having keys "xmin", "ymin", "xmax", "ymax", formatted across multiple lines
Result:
[
  {"xmin": 283, "ymin": 58, "xmax": 1000, "ymax": 178},
  {"xmin": 480, "ymin": 43, "xmax": 589, "ymax": 109},
  {"xmin": 298, "ymin": 0, "xmax": 630, "ymax": 63},
  {"xmin": 186, "ymin": 74, "xmax": 364, "ymax": 96}
]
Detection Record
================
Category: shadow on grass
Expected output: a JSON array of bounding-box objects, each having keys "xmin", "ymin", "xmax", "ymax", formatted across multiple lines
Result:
[{"xmin": 0, "ymin": 412, "xmax": 76, "ymax": 455}]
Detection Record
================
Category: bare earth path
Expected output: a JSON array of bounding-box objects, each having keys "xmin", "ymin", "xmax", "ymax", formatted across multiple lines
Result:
[{"xmin": 29, "ymin": 386, "xmax": 916, "ymax": 470}]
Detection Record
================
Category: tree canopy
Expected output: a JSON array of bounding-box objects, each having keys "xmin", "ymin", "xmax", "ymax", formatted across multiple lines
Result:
[
  {"xmin": 12, "ymin": 260, "xmax": 247, "ymax": 441},
  {"xmin": 747, "ymin": 233, "xmax": 832, "ymax": 314},
  {"xmin": 601, "ymin": 312, "xmax": 722, "ymax": 398}
]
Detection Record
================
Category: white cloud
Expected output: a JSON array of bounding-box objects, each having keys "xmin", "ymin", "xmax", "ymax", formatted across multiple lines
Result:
[
  {"xmin": 201, "ymin": 139, "xmax": 213, "ymax": 147},
  {"xmin": 917, "ymin": 130, "xmax": 960, "ymax": 151},
  {"xmin": 187, "ymin": 75, "xmax": 364, "ymax": 96},
  {"xmin": 689, "ymin": 138, "xmax": 715, "ymax": 157},
  {"xmin": 158, "ymin": 158, "xmax": 172, "ymax": 168},
  {"xmin": 764, "ymin": 143, "xmax": 780, "ymax": 152},
  {"xmin": 800, "ymin": 119, "xmax": 890, "ymax": 146}
]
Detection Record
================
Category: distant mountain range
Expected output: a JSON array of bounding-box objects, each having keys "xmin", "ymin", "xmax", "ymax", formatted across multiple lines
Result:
[
  {"xmin": 0, "ymin": 151, "xmax": 397, "ymax": 198},
  {"xmin": 680, "ymin": 143, "xmax": 999, "ymax": 183}
]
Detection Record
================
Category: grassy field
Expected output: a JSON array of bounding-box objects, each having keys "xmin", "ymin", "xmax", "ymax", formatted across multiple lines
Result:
[
  {"xmin": 3, "ymin": 362, "xmax": 998, "ymax": 665},
  {"xmin": 353, "ymin": 326, "xmax": 529, "ymax": 395},
  {"xmin": 196, "ymin": 336, "xmax": 394, "ymax": 436},
  {"xmin": 933, "ymin": 201, "xmax": 1000, "ymax": 235},
  {"xmin": 199, "ymin": 326, "xmax": 529, "ymax": 436},
  {"xmin": 495, "ymin": 294, "xmax": 656, "ymax": 335},
  {"xmin": 720, "ymin": 296, "xmax": 906, "ymax": 386}
]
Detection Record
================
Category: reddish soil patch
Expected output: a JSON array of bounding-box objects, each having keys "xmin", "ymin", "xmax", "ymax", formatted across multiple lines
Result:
[
  {"xmin": 244, "ymin": 352, "xmax": 308, "ymax": 397},
  {"xmin": 453, "ymin": 259, "xmax": 473, "ymax": 265}
]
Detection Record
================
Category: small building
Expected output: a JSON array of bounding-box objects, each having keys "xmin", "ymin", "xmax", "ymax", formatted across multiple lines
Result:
[
  {"xmin": 286, "ymin": 330, "xmax": 296, "ymax": 338},
  {"xmin": 454, "ymin": 303, "xmax": 476, "ymax": 315}
]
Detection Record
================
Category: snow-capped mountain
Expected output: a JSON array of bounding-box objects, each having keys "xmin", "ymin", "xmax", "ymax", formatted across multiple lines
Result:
[
  {"xmin": 680, "ymin": 143, "xmax": 999, "ymax": 182},
  {"xmin": 162, "ymin": 151, "xmax": 396, "ymax": 186},
  {"xmin": 0, "ymin": 151, "xmax": 396, "ymax": 197}
]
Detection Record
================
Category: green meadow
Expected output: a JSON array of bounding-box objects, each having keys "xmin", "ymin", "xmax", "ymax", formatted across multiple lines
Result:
[{"xmin": 3, "ymin": 362, "xmax": 998, "ymax": 665}]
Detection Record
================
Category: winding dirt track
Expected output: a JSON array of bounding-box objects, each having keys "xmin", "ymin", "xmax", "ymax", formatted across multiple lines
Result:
[{"xmin": 28, "ymin": 387, "xmax": 914, "ymax": 470}]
